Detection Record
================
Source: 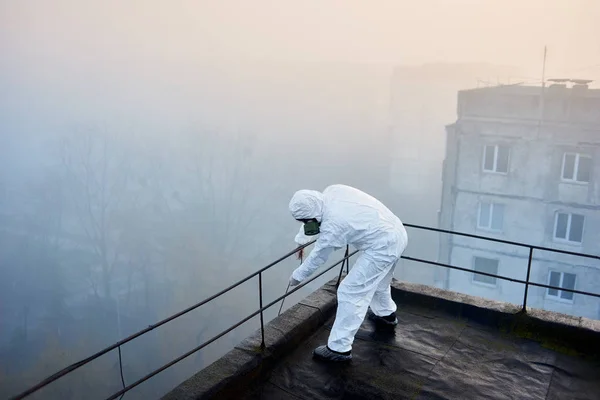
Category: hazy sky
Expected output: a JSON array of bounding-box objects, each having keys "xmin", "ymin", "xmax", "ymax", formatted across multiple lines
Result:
[
  {"xmin": 1, "ymin": 0, "xmax": 599, "ymax": 78},
  {"xmin": 2, "ymin": 0, "xmax": 599, "ymax": 170}
]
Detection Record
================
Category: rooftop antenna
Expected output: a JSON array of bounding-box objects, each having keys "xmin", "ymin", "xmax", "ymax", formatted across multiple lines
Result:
[
  {"xmin": 537, "ymin": 46, "xmax": 547, "ymax": 139},
  {"xmin": 542, "ymin": 46, "xmax": 547, "ymax": 88}
]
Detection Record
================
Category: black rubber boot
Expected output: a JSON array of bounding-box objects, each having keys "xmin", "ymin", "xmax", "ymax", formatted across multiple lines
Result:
[
  {"xmin": 313, "ymin": 345, "xmax": 352, "ymax": 362},
  {"xmin": 368, "ymin": 310, "xmax": 398, "ymax": 328}
]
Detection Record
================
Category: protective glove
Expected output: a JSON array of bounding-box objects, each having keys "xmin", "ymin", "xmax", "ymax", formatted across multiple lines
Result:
[{"xmin": 289, "ymin": 275, "xmax": 302, "ymax": 287}]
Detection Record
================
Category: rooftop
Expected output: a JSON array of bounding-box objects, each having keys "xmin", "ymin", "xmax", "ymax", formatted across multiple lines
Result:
[
  {"xmin": 459, "ymin": 82, "xmax": 600, "ymax": 98},
  {"xmin": 247, "ymin": 301, "xmax": 599, "ymax": 399},
  {"xmin": 165, "ymin": 279, "xmax": 600, "ymax": 400},
  {"xmin": 456, "ymin": 81, "xmax": 600, "ymax": 125}
]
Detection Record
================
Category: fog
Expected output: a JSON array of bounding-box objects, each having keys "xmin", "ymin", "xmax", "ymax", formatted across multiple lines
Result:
[{"xmin": 1, "ymin": 1, "xmax": 599, "ymax": 399}]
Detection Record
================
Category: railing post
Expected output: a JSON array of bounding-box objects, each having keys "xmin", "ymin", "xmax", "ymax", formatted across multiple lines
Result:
[
  {"xmin": 259, "ymin": 272, "xmax": 265, "ymax": 349},
  {"xmin": 345, "ymin": 245, "xmax": 350, "ymax": 274},
  {"xmin": 336, "ymin": 246, "xmax": 351, "ymax": 289},
  {"xmin": 335, "ymin": 258, "xmax": 345, "ymax": 289},
  {"xmin": 522, "ymin": 247, "xmax": 534, "ymax": 313}
]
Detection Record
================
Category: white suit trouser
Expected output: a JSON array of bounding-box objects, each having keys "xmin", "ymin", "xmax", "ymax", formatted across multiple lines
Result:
[{"xmin": 327, "ymin": 253, "xmax": 398, "ymax": 353}]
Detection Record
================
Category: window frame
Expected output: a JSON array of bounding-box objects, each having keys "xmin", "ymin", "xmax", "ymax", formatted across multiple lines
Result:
[
  {"xmin": 482, "ymin": 144, "xmax": 510, "ymax": 174},
  {"xmin": 471, "ymin": 256, "xmax": 499, "ymax": 287},
  {"xmin": 553, "ymin": 212, "xmax": 585, "ymax": 245},
  {"xmin": 561, "ymin": 152, "xmax": 592, "ymax": 184},
  {"xmin": 546, "ymin": 271, "xmax": 576, "ymax": 303},
  {"xmin": 477, "ymin": 201, "xmax": 505, "ymax": 232}
]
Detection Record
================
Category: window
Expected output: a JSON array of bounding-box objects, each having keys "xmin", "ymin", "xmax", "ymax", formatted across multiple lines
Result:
[
  {"xmin": 472, "ymin": 257, "xmax": 499, "ymax": 285},
  {"xmin": 483, "ymin": 145, "xmax": 510, "ymax": 173},
  {"xmin": 547, "ymin": 271, "xmax": 576, "ymax": 301},
  {"xmin": 477, "ymin": 202, "xmax": 504, "ymax": 231},
  {"xmin": 561, "ymin": 153, "xmax": 591, "ymax": 183},
  {"xmin": 553, "ymin": 212, "xmax": 584, "ymax": 244}
]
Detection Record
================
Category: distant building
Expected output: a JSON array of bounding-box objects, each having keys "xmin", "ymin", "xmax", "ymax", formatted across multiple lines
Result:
[{"xmin": 438, "ymin": 80, "xmax": 600, "ymax": 320}]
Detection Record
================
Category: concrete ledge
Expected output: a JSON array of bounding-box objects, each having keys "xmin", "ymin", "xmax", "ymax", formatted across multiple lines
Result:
[
  {"xmin": 391, "ymin": 280, "xmax": 600, "ymax": 358},
  {"xmin": 162, "ymin": 278, "xmax": 339, "ymax": 400}
]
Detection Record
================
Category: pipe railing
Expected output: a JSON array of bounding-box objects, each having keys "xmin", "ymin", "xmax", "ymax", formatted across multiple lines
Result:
[
  {"xmin": 10, "ymin": 223, "xmax": 600, "ymax": 400},
  {"xmin": 402, "ymin": 223, "xmax": 600, "ymax": 310},
  {"xmin": 9, "ymin": 239, "xmax": 322, "ymax": 400}
]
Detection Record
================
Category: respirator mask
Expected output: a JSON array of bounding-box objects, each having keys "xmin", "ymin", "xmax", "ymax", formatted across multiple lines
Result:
[{"xmin": 299, "ymin": 218, "xmax": 321, "ymax": 236}]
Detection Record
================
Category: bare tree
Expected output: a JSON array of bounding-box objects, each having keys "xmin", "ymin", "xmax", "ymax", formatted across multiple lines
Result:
[
  {"xmin": 0, "ymin": 166, "xmax": 67, "ymax": 341},
  {"xmin": 59, "ymin": 129, "xmax": 135, "ymax": 299},
  {"xmin": 174, "ymin": 130, "xmax": 265, "ymax": 272}
]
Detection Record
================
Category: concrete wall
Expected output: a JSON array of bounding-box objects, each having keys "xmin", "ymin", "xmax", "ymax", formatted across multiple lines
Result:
[
  {"xmin": 451, "ymin": 190, "xmax": 600, "ymax": 256},
  {"xmin": 451, "ymin": 120, "xmax": 600, "ymax": 206}
]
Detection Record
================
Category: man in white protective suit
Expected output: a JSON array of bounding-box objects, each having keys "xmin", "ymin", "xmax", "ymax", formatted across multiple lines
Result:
[{"xmin": 288, "ymin": 184, "xmax": 408, "ymax": 362}]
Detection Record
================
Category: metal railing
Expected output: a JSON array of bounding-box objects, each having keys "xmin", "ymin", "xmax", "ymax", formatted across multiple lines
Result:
[
  {"xmin": 10, "ymin": 224, "xmax": 600, "ymax": 400},
  {"xmin": 10, "ymin": 239, "xmax": 353, "ymax": 400},
  {"xmin": 402, "ymin": 223, "xmax": 600, "ymax": 310}
]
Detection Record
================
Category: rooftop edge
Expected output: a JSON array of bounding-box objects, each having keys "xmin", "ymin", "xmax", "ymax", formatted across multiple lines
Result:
[{"xmin": 162, "ymin": 278, "xmax": 600, "ymax": 400}]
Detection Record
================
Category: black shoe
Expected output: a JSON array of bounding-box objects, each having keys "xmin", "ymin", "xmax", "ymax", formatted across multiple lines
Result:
[
  {"xmin": 313, "ymin": 345, "xmax": 352, "ymax": 362},
  {"xmin": 368, "ymin": 310, "xmax": 398, "ymax": 327}
]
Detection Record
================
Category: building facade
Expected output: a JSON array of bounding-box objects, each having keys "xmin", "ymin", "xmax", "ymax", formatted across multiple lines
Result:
[{"xmin": 438, "ymin": 81, "xmax": 600, "ymax": 320}]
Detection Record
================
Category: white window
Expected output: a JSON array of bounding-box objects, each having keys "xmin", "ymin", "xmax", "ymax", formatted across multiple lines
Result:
[
  {"xmin": 553, "ymin": 212, "xmax": 584, "ymax": 244},
  {"xmin": 477, "ymin": 202, "xmax": 504, "ymax": 231},
  {"xmin": 482, "ymin": 145, "xmax": 510, "ymax": 173},
  {"xmin": 472, "ymin": 257, "xmax": 499, "ymax": 285},
  {"xmin": 547, "ymin": 271, "xmax": 576, "ymax": 301},
  {"xmin": 561, "ymin": 153, "xmax": 591, "ymax": 183}
]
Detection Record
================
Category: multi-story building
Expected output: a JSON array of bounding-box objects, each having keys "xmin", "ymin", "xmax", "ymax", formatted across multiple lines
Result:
[{"xmin": 438, "ymin": 80, "xmax": 600, "ymax": 319}]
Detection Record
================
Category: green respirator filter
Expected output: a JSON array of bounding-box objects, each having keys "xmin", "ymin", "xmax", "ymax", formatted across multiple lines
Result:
[{"xmin": 303, "ymin": 220, "xmax": 320, "ymax": 236}]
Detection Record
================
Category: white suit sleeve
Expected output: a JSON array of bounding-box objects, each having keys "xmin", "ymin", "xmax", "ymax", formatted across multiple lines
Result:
[{"xmin": 291, "ymin": 235, "xmax": 335, "ymax": 282}]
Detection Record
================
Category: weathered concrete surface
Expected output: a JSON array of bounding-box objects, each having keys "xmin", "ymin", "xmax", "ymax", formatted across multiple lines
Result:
[
  {"xmin": 163, "ymin": 278, "xmax": 600, "ymax": 400},
  {"xmin": 161, "ymin": 278, "xmax": 339, "ymax": 400}
]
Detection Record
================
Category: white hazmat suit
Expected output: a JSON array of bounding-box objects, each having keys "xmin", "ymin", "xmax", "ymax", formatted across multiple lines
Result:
[{"xmin": 289, "ymin": 184, "xmax": 408, "ymax": 353}]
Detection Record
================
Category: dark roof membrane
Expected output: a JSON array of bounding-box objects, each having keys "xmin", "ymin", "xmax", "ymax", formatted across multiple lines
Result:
[{"xmin": 245, "ymin": 302, "xmax": 600, "ymax": 399}]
